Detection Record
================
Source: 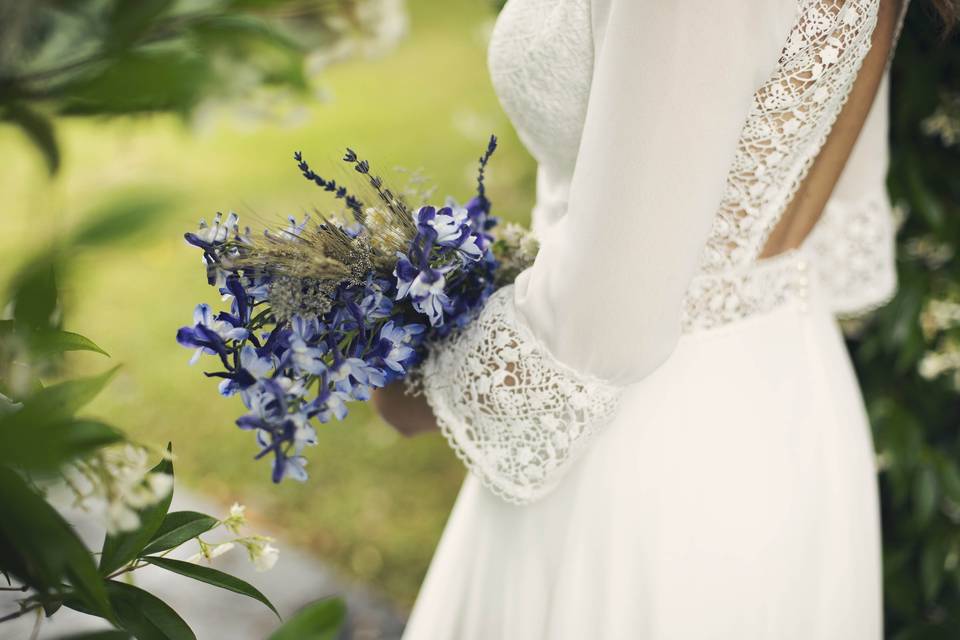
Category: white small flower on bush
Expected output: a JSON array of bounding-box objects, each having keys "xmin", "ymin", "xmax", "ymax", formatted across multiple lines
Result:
[
  {"xmin": 223, "ymin": 502, "xmax": 248, "ymax": 534},
  {"xmin": 253, "ymin": 542, "xmax": 280, "ymax": 572},
  {"xmin": 189, "ymin": 540, "xmax": 236, "ymax": 564},
  {"xmin": 241, "ymin": 535, "xmax": 280, "ymax": 572},
  {"xmin": 106, "ymin": 501, "xmax": 140, "ymax": 534},
  {"xmin": 63, "ymin": 444, "xmax": 173, "ymax": 534}
]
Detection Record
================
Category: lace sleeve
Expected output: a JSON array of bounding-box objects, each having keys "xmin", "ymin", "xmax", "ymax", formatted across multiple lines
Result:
[
  {"xmin": 422, "ymin": 0, "xmax": 786, "ymax": 504},
  {"xmin": 421, "ymin": 287, "xmax": 622, "ymax": 505},
  {"xmin": 806, "ymin": 51, "xmax": 902, "ymax": 318}
]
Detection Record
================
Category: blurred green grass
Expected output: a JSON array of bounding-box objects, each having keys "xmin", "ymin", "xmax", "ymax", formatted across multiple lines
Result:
[{"xmin": 0, "ymin": 0, "xmax": 535, "ymax": 609}]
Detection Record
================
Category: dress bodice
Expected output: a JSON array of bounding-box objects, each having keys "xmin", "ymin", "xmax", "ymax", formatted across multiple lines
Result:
[
  {"xmin": 421, "ymin": 0, "xmax": 904, "ymax": 506},
  {"xmin": 488, "ymin": 0, "xmax": 593, "ymax": 236},
  {"xmin": 489, "ymin": 0, "xmax": 899, "ymax": 331}
]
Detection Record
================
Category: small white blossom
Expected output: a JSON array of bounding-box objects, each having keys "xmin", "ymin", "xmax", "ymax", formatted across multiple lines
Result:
[
  {"xmin": 241, "ymin": 536, "xmax": 280, "ymax": 572},
  {"xmin": 62, "ymin": 445, "xmax": 173, "ymax": 534},
  {"xmin": 254, "ymin": 543, "xmax": 280, "ymax": 572},
  {"xmin": 106, "ymin": 501, "xmax": 140, "ymax": 534},
  {"xmin": 189, "ymin": 541, "xmax": 236, "ymax": 565},
  {"xmin": 223, "ymin": 502, "xmax": 248, "ymax": 534}
]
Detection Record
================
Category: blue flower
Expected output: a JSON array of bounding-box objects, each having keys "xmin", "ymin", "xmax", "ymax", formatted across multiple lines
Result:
[
  {"xmin": 376, "ymin": 321, "xmax": 422, "ymax": 374},
  {"xmin": 290, "ymin": 315, "xmax": 321, "ymax": 342},
  {"xmin": 424, "ymin": 206, "xmax": 469, "ymax": 247},
  {"xmin": 409, "ymin": 267, "xmax": 454, "ymax": 326},
  {"xmin": 455, "ymin": 231, "xmax": 485, "ymax": 262},
  {"xmin": 280, "ymin": 455, "xmax": 309, "ymax": 482},
  {"xmin": 358, "ymin": 280, "xmax": 394, "ymax": 319},
  {"xmin": 287, "ymin": 336, "xmax": 327, "ymax": 376},
  {"xmin": 219, "ymin": 345, "xmax": 274, "ymax": 396},
  {"xmin": 394, "ymin": 254, "xmax": 419, "ymax": 301},
  {"xmin": 177, "ymin": 303, "xmax": 249, "ymax": 366},
  {"xmin": 195, "ymin": 212, "xmax": 238, "ymax": 245},
  {"xmin": 238, "ymin": 379, "xmax": 314, "ymax": 483},
  {"xmin": 310, "ymin": 380, "xmax": 351, "ymax": 423},
  {"xmin": 330, "ymin": 357, "xmax": 387, "ymax": 401}
]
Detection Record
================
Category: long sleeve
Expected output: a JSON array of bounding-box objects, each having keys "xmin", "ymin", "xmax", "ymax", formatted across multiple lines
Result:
[
  {"xmin": 422, "ymin": 0, "xmax": 792, "ymax": 504},
  {"xmin": 807, "ymin": 69, "xmax": 898, "ymax": 317}
]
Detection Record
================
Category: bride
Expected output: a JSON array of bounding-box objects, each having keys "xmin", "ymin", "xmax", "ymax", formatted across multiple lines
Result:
[{"xmin": 373, "ymin": 0, "xmax": 947, "ymax": 637}]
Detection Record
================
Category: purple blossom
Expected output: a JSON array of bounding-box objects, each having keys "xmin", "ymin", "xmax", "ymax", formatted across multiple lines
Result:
[
  {"xmin": 219, "ymin": 345, "xmax": 274, "ymax": 396},
  {"xmin": 179, "ymin": 136, "xmax": 503, "ymax": 484},
  {"xmin": 409, "ymin": 266, "xmax": 454, "ymax": 326}
]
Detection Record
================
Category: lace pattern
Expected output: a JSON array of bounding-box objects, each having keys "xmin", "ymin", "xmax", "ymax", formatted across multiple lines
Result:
[
  {"xmin": 807, "ymin": 192, "xmax": 898, "ymax": 317},
  {"xmin": 487, "ymin": 0, "xmax": 592, "ymax": 173},
  {"xmin": 682, "ymin": 249, "xmax": 814, "ymax": 333},
  {"xmin": 424, "ymin": 0, "xmax": 886, "ymax": 505},
  {"xmin": 695, "ymin": 0, "xmax": 878, "ymax": 275},
  {"xmin": 421, "ymin": 286, "xmax": 622, "ymax": 505}
]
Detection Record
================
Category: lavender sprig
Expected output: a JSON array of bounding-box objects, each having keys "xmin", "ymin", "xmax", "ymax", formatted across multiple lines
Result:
[
  {"xmin": 178, "ymin": 138, "xmax": 510, "ymax": 484},
  {"xmin": 294, "ymin": 151, "xmax": 365, "ymax": 223}
]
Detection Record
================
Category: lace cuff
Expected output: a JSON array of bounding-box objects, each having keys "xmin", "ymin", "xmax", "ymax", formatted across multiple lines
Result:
[
  {"xmin": 807, "ymin": 193, "xmax": 898, "ymax": 318},
  {"xmin": 421, "ymin": 286, "xmax": 623, "ymax": 505}
]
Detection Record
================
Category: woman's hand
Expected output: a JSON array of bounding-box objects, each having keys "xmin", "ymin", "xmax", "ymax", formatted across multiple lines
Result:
[{"xmin": 371, "ymin": 380, "xmax": 438, "ymax": 437}]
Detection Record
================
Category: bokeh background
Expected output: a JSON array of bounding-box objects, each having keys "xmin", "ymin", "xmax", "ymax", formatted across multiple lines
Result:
[
  {"xmin": 0, "ymin": 0, "xmax": 534, "ymax": 614},
  {"xmin": 2, "ymin": 0, "xmax": 960, "ymax": 637}
]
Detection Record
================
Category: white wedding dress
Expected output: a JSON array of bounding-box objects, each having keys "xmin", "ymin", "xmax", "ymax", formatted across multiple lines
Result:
[{"xmin": 403, "ymin": 1, "xmax": 907, "ymax": 638}]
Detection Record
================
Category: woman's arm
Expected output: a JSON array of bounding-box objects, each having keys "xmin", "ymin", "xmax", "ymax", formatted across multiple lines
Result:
[
  {"xmin": 415, "ymin": 0, "xmax": 793, "ymax": 503},
  {"xmin": 371, "ymin": 382, "xmax": 437, "ymax": 437}
]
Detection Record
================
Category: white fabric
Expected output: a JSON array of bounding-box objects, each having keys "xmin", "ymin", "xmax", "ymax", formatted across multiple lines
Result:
[
  {"xmin": 407, "ymin": 0, "xmax": 896, "ymax": 635},
  {"xmin": 423, "ymin": 0, "xmax": 893, "ymax": 505},
  {"xmin": 807, "ymin": 72, "xmax": 899, "ymax": 316},
  {"xmin": 407, "ymin": 280, "xmax": 883, "ymax": 639}
]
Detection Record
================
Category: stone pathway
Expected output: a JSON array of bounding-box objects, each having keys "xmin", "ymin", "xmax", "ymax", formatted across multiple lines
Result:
[{"xmin": 0, "ymin": 490, "xmax": 407, "ymax": 640}]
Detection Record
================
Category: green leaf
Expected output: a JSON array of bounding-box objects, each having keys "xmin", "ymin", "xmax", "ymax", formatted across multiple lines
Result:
[
  {"xmin": 0, "ymin": 418, "xmax": 124, "ymax": 474},
  {"xmin": 267, "ymin": 598, "xmax": 346, "ymax": 640},
  {"xmin": 938, "ymin": 458, "xmax": 960, "ymax": 502},
  {"xmin": 8, "ymin": 254, "xmax": 59, "ymax": 332},
  {"xmin": 905, "ymin": 159, "xmax": 946, "ymax": 231},
  {"xmin": 106, "ymin": 580, "xmax": 195, "ymax": 640},
  {"xmin": 57, "ymin": 50, "xmax": 212, "ymax": 116},
  {"xmin": 140, "ymin": 511, "xmax": 218, "ymax": 556},
  {"xmin": 143, "ymin": 556, "xmax": 279, "ymax": 619},
  {"xmin": 913, "ymin": 466, "xmax": 939, "ymax": 527},
  {"xmin": 71, "ymin": 191, "xmax": 175, "ymax": 248},
  {"xmin": 30, "ymin": 329, "xmax": 110, "ymax": 357},
  {"xmin": 0, "ymin": 466, "xmax": 114, "ymax": 621},
  {"xmin": 188, "ymin": 16, "xmax": 306, "ymax": 90},
  {"xmin": 106, "ymin": 0, "xmax": 174, "ymax": 50},
  {"xmin": 99, "ymin": 447, "xmax": 174, "ymax": 576},
  {"xmin": 921, "ymin": 539, "xmax": 947, "ymax": 603},
  {"xmin": 0, "ymin": 366, "xmax": 119, "ymax": 432},
  {"xmin": 2, "ymin": 102, "xmax": 60, "ymax": 174}
]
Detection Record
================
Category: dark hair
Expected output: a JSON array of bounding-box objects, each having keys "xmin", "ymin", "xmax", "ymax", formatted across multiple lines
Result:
[{"xmin": 932, "ymin": 0, "xmax": 959, "ymax": 31}]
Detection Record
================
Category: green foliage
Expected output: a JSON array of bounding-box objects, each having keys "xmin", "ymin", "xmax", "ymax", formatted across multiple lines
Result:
[
  {"xmin": 98, "ymin": 448, "xmax": 174, "ymax": 577},
  {"xmin": 0, "ymin": 130, "xmax": 346, "ymax": 640},
  {"xmin": 851, "ymin": 5, "xmax": 960, "ymax": 637},
  {"xmin": 142, "ymin": 557, "xmax": 280, "ymax": 618},
  {"xmin": 140, "ymin": 512, "xmax": 219, "ymax": 556},
  {"xmin": 0, "ymin": 0, "xmax": 374, "ymax": 175},
  {"xmin": 0, "ymin": 465, "xmax": 115, "ymax": 622},
  {"xmin": 267, "ymin": 598, "xmax": 347, "ymax": 640},
  {"xmin": 97, "ymin": 581, "xmax": 195, "ymax": 640}
]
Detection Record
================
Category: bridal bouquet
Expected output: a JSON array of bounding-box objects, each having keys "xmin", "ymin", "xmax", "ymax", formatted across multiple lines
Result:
[{"xmin": 177, "ymin": 136, "xmax": 538, "ymax": 482}]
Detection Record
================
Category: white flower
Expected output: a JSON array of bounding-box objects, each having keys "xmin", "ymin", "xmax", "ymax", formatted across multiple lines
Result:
[
  {"xmin": 147, "ymin": 472, "xmax": 174, "ymax": 501},
  {"xmin": 64, "ymin": 445, "xmax": 175, "ymax": 533},
  {"xmin": 254, "ymin": 543, "xmax": 280, "ymax": 572},
  {"xmin": 189, "ymin": 541, "xmax": 236, "ymax": 564},
  {"xmin": 242, "ymin": 536, "xmax": 280, "ymax": 572},
  {"xmin": 106, "ymin": 501, "xmax": 140, "ymax": 534},
  {"xmin": 223, "ymin": 502, "xmax": 248, "ymax": 534}
]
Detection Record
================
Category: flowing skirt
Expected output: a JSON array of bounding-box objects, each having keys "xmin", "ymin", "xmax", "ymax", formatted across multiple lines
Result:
[{"xmin": 402, "ymin": 282, "xmax": 883, "ymax": 640}]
